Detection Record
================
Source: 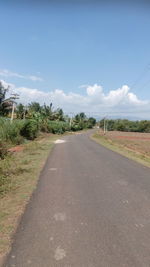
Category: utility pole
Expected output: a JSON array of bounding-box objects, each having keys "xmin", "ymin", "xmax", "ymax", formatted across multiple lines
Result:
[
  {"xmin": 11, "ymin": 101, "xmax": 15, "ymax": 123},
  {"xmin": 69, "ymin": 112, "xmax": 74, "ymax": 128},
  {"xmin": 103, "ymin": 116, "xmax": 108, "ymax": 135},
  {"xmin": 10, "ymin": 93, "xmax": 19, "ymax": 123},
  {"xmin": 104, "ymin": 117, "xmax": 106, "ymax": 135}
]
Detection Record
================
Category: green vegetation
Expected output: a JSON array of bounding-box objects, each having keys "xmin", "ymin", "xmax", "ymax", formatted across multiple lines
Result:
[
  {"xmin": 20, "ymin": 119, "xmax": 39, "ymax": 140},
  {"xmin": 100, "ymin": 119, "xmax": 150, "ymax": 133},
  {"xmin": 0, "ymin": 82, "xmax": 96, "ymax": 191},
  {"xmin": 0, "ymin": 80, "xmax": 96, "ymax": 160},
  {"xmin": 0, "ymin": 111, "xmax": 95, "ymax": 156}
]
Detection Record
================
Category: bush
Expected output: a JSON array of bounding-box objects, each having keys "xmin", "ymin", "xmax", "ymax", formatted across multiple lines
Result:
[
  {"xmin": 20, "ymin": 119, "xmax": 39, "ymax": 140},
  {"xmin": 47, "ymin": 121, "xmax": 70, "ymax": 134},
  {"xmin": 0, "ymin": 118, "xmax": 25, "ymax": 145},
  {"xmin": 40, "ymin": 120, "xmax": 49, "ymax": 133},
  {"xmin": 71, "ymin": 123, "xmax": 82, "ymax": 131}
]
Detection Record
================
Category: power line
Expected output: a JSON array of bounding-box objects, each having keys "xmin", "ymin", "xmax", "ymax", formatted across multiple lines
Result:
[
  {"xmin": 129, "ymin": 63, "xmax": 150, "ymax": 93},
  {"xmin": 136, "ymin": 77, "xmax": 150, "ymax": 91},
  {"xmin": 130, "ymin": 63, "xmax": 150, "ymax": 89}
]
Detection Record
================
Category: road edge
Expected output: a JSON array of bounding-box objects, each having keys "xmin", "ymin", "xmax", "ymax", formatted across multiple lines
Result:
[
  {"xmin": 0, "ymin": 136, "xmax": 57, "ymax": 267},
  {"xmin": 91, "ymin": 133, "xmax": 150, "ymax": 169}
]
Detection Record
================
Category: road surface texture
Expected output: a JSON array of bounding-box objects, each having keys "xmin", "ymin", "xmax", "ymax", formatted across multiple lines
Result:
[{"xmin": 4, "ymin": 131, "xmax": 150, "ymax": 267}]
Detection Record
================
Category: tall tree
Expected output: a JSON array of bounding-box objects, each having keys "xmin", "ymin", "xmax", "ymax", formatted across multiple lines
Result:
[{"xmin": 0, "ymin": 81, "xmax": 11, "ymax": 116}]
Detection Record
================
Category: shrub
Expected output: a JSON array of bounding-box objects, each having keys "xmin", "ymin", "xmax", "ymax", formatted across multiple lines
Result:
[
  {"xmin": 0, "ymin": 118, "xmax": 25, "ymax": 145},
  {"xmin": 40, "ymin": 120, "xmax": 49, "ymax": 133},
  {"xmin": 71, "ymin": 123, "xmax": 82, "ymax": 131},
  {"xmin": 20, "ymin": 119, "xmax": 39, "ymax": 140},
  {"xmin": 47, "ymin": 121, "xmax": 70, "ymax": 134}
]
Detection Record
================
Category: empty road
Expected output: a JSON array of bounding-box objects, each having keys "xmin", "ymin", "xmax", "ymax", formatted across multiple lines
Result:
[{"xmin": 4, "ymin": 131, "xmax": 150, "ymax": 267}]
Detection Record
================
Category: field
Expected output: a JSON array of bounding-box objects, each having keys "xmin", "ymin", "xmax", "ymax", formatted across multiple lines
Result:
[
  {"xmin": 104, "ymin": 131, "xmax": 150, "ymax": 156},
  {"xmin": 92, "ymin": 130, "xmax": 150, "ymax": 167}
]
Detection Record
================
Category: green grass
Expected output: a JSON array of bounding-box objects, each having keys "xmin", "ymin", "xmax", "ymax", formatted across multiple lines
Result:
[
  {"xmin": 0, "ymin": 133, "xmax": 59, "ymax": 263},
  {"xmin": 0, "ymin": 118, "xmax": 25, "ymax": 145},
  {"xmin": 91, "ymin": 132, "xmax": 150, "ymax": 168}
]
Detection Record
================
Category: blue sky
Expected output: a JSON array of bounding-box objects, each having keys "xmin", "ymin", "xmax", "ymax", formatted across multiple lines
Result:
[{"xmin": 1, "ymin": 1, "xmax": 150, "ymax": 118}]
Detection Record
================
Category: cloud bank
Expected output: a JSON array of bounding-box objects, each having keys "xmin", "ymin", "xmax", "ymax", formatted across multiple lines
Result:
[{"xmin": 1, "ymin": 79, "xmax": 150, "ymax": 119}]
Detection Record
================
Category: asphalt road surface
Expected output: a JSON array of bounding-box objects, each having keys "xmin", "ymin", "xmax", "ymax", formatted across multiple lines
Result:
[{"xmin": 4, "ymin": 131, "xmax": 150, "ymax": 267}]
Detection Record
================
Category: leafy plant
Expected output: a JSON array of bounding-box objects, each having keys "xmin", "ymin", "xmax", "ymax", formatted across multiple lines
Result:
[{"xmin": 20, "ymin": 119, "xmax": 39, "ymax": 140}]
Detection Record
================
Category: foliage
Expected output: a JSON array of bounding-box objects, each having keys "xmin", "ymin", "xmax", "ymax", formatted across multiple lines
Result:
[
  {"xmin": 0, "ymin": 117, "xmax": 24, "ymax": 144},
  {"xmin": 71, "ymin": 123, "xmax": 82, "ymax": 131},
  {"xmin": 72, "ymin": 113, "xmax": 96, "ymax": 130},
  {"xmin": 28, "ymin": 102, "xmax": 42, "ymax": 113},
  {"xmin": 87, "ymin": 117, "xmax": 96, "ymax": 128},
  {"xmin": 20, "ymin": 119, "xmax": 39, "ymax": 140},
  {"xmin": 0, "ymin": 99, "xmax": 96, "ymax": 159},
  {"xmin": 47, "ymin": 121, "xmax": 70, "ymax": 134},
  {"xmin": 16, "ymin": 103, "xmax": 27, "ymax": 119},
  {"xmin": 0, "ymin": 81, "xmax": 11, "ymax": 116},
  {"xmin": 99, "ymin": 119, "xmax": 150, "ymax": 133},
  {"xmin": 0, "ymin": 118, "xmax": 25, "ymax": 158}
]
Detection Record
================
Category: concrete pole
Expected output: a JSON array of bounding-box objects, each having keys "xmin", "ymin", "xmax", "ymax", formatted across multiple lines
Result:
[{"xmin": 10, "ymin": 102, "xmax": 15, "ymax": 123}]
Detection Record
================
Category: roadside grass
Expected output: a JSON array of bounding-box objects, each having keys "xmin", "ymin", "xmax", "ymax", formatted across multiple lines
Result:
[
  {"xmin": 0, "ymin": 133, "xmax": 59, "ymax": 264},
  {"xmin": 91, "ymin": 132, "xmax": 150, "ymax": 168}
]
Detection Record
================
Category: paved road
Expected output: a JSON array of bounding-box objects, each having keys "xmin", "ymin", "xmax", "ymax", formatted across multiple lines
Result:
[{"xmin": 4, "ymin": 131, "xmax": 150, "ymax": 267}]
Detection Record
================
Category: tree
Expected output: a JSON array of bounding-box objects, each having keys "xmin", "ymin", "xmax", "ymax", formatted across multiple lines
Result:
[
  {"xmin": 16, "ymin": 103, "xmax": 26, "ymax": 119},
  {"xmin": 28, "ymin": 102, "xmax": 42, "ymax": 113},
  {"xmin": 138, "ymin": 120, "xmax": 150, "ymax": 133},
  {"xmin": 0, "ymin": 81, "xmax": 11, "ymax": 116},
  {"xmin": 75, "ymin": 114, "xmax": 80, "ymax": 122},
  {"xmin": 88, "ymin": 117, "xmax": 96, "ymax": 127},
  {"xmin": 56, "ymin": 108, "xmax": 65, "ymax": 121},
  {"xmin": 79, "ymin": 112, "xmax": 86, "ymax": 121}
]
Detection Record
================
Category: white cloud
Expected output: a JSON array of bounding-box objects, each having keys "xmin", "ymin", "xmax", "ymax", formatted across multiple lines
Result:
[
  {"xmin": 1, "ymin": 80, "xmax": 150, "ymax": 119},
  {"xmin": 0, "ymin": 70, "xmax": 24, "ymax": 79},
  {"xmin": 0, "ymin": 69, "xmax": 43, "ymax": 82},
  {"xmin": 86, "ymin": 84, "xmax": 103, "ymax": 96},
  {"xmin": 28, "ymin": 75, "xmax": 43, "ymax": 82}
]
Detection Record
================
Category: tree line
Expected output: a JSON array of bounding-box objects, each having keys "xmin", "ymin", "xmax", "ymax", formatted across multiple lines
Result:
[
  {"xmin": 100, "ymin": 119, "xmax": 150, "ymax": 133},
  {"xmin": 0, "ymin": 81, "xmax": 96, "ymax": 158}
]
